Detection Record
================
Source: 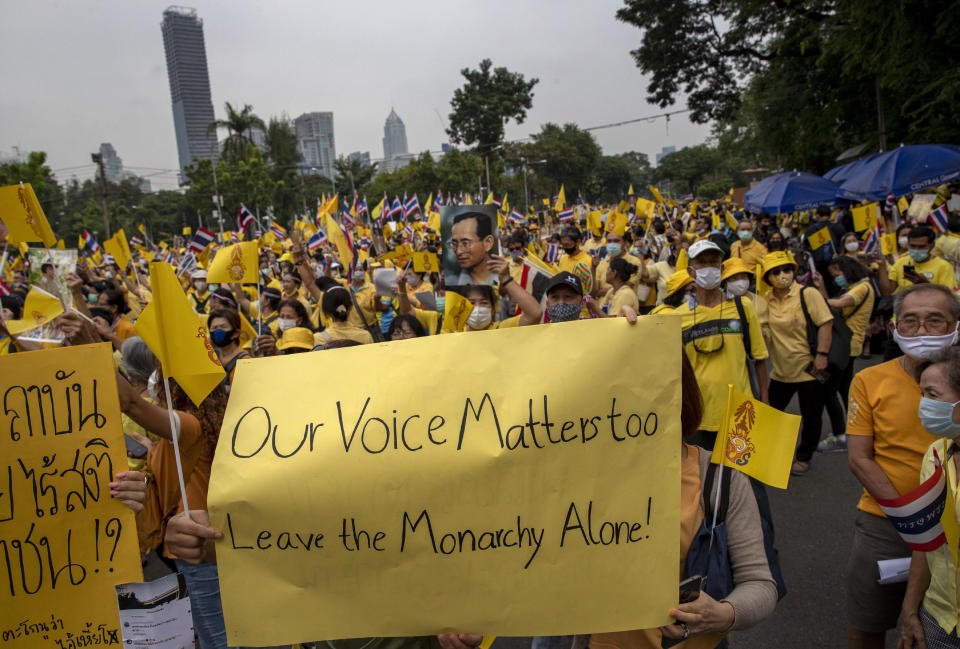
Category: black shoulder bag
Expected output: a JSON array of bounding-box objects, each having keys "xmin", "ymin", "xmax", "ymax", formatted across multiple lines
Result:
[{"xmin": 799, "ymin": 286, "xmax": 852, "ymax": 374}]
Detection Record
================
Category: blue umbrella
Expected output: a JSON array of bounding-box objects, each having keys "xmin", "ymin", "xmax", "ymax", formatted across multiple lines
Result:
[
  {"xmin": 823, "ymin": 152, "xmax": 883, "ymax": 185},
  {"xmin": 838, "ymin": 144, "xmax": 960, "ymax": 201},
  {"xmin": 744, "ymin": 171, "xmax": 841, "ymax": 214}
]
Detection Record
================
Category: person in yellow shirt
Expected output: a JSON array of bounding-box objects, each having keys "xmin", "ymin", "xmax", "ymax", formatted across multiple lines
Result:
[
  {"xmin": 598, "ymin": 257, "xmax": 640, "ymax": 317},
  {"xmin": 648, "ymin": 270, "xmax": 694, "ymax": 315},
  {"xmin": 187, "ymin": 269, "xmax": 213, "ymax": 313},
  {"xmin": 932, "ymin": 211, "xmax": 960, "ymax": 286},
  {"xmin": 729, "ymin": 220, "xmax": 768, "ymax": 271},
  {"xmin": 878, "ymin": 225, "xmax": 957, "ymax": 294},
  {"xmin": 845, "ymin": 283, "xmax": 956, "ymax": 649},
  {"xmin": 313, "ymin": 286, "xmax": 375, "ymax": 346},
  {"xmin": 582, "ymin": 228, "xmax": 605, "ymax": 255},
  {"xmin": 462, "ymin": 255, "xmax": 542, "ymax": 331},
  {"xmin": 593, "ymin": 231, "xmax": 643, "ymax": 296},
  {"xmin": 557, "ymin": 227, "xmax": 594, "ymax": 296},
  {"xmin": 676, "ymin": 240, "xmax": 769, "ymax": 451},
  {"xmin": 757, "ymin": 251, "xmax": 834, "ymax": 476},
  {"xmin": 722, "ymin": 257, "xmax": 757, "ymax": 305}
]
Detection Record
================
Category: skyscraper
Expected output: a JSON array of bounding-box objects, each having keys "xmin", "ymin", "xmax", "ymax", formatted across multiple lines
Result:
[
  {"xmin": 382, "ymin": 109, "xmax": 409, "ymax": 160},
  {"xmin": 99, "ymin": 143, "xmax": 123, "ymax": 183},
  {"xmin": 161, "ymin": 6, "xmax": 218, "ymax": 175},
  {"xmin": 294, "ymin": 112, "xmax": 336, "ymax": 180}
]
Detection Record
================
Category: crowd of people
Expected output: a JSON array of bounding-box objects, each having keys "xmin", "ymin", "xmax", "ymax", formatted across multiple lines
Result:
[{"xmin": 3, "ymin": 182, "xmax": 960, "ymax": 649}]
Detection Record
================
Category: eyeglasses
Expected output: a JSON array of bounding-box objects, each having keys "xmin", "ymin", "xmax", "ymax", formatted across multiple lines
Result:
[
  {"xmin": 449, "ymin": 238, "xmax": 480, "ymax": 251},
  {"xmin": 897, "ymin": 315, "xmax": 954, "ymax": 336}
]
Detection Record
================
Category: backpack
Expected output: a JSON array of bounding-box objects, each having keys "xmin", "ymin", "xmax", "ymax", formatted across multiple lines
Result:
[{"xmin": 799, "ymin": 286, "xmax": 853, "ymax": 374}]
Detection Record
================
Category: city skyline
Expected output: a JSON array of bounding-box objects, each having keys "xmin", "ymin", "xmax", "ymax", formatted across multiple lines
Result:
[{"xmin": 0, "ymin": 1, "xmax": 712, "ymax": 191}]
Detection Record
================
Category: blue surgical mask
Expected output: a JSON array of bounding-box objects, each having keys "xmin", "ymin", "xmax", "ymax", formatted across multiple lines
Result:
[
  {"xmin": 435, "ymin": 296, "xmax": 446, "ymax": 313},
  {"xmin": 918, "ymin": 397, "xmax": 960, "ymax": 438},
  {"xmin": 606, "ymin": 243, "xmax": 622, "ymax": 257},
  {"xmin": 909, "ymin": 249, "xmax": 930, "ymax": 263},
  {"xmin": 834, "ymin": 275, "xmax": 849, "ymax": 289}
]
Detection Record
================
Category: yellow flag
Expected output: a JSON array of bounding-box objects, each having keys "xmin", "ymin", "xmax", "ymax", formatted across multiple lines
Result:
[
  {"xmin": 880, "ymin": 233, "xmax": 897, "ymax": 256},
  {"xmin": 443, "ymin": 290, "xmax": 474, "ymax": 332},
  {"xmin": 103, "ymin": 230, "xmax": 132, "ymax": 270},
  {"xmin": 605, "ymin": 211, "xmax": 628, "ymax": 236},
  {"xmin": 649, "ymin": 185, "xmax": 666, "ymax": 205},
  {"xmin": 463, "ymin": 194, "xmax": 473, "ymax": 205},
  {"xmin": 135, "ymin": 262, "xmax": 225, "ymax": 406},
  {"xmin": 852, "ymin": 203, "xmax": 878, "ymax": 231},
  {"xmin": 0, "ymin": 182, "xmax": 58, "ymax": 247},
  {"xmin": 207, "ymin": 242, "xmax": 259, "ymax": 284},
  {"xmin": 712, "ymin": 211, "xmax": 723, "ymax": 230},
  {"xmin": 484, "ymin": 192, "xmax": 494, "ymax": 204},
  {"xmin": 711, "ymin": 384, "xmax": 801, "ymax": 489},
  {"xmin": 554, "ymin": 185, "xmax": 566, "ymax": 211},
  {"xmin": 898, "ymin": 196, "xmax": 910, "ymax": 214},
  {"xmin": 427, "ymin": 209, "xmax": 441, "ymax": 234},
  {"xmin": 675, "ymin": 248, "xmax": 689, "ymax": 271},
  {"xmin": 627, "ymin": 184, "xmax": 634, "ymax": 196},
  {"xmin": 807, "ymin": 226, "xmax": 832, "ymax": 251},
  {"xmin": 412, "ymin": 252, "xmax": 439, "ymax": 273},
  {"xmin": 138, "ymin": 223, "xmax": 146, "ymax": 236},
  {"xmin": 320, "ymin": 194, "xmax": 339, "ymax": 217},
  {"xmin": 724, "ymin": 212, "xmax": 738, "ymax": 231},
  {"xmin": 182, "ymin": 226, "xmax": 192, "ymax": 236},
  {"xmin": 55, "ymin": 239, "xmax": 65, "ymax": 249},
  {"xmin": 370, "ymin": 197, "xmax": 385, "ymax": 223},
  {"xmin": 4, "ymin": 287, "xmax": 64, "ymax": 334},
  {"xmin": 634, "ymin": 199, "xmax": 654, "ymax": 220},
  {"xmin": 324, "ymin": 213, "xmax": 354, "ymax": 271},
  {"xmin": 587, "ymin": 210, "xmax": 603, "ymax": 236}
]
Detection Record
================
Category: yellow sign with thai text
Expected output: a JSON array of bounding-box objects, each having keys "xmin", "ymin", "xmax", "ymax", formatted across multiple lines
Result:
[
  {"xmin": 0, "ymin": 344, "xmax": 142, "ymax": 648},
  {"xmin": 209, "ymin": 317, "xmax": 682, "ymax": 646}
]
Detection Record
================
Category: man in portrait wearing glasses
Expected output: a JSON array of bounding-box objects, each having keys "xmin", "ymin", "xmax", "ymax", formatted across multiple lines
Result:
[
  {"xmin": 677, "ymin": 240, "xmax": 770, "ymax": 452},
  {"xmin": 444, "ymin": 208, "xmax": 498, "ymax": 287},
  {"xmin": 845, "ymin": 282, "xmax": 960, "ymax": 649}
]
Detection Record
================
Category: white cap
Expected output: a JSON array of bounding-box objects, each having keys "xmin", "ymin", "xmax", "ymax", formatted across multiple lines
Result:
[
  {"xmin": 190, "ymin": 269, "xmax": 207, "ymax": 280},
  {"xmin": 688, "ymin": 240, "xmax": 724, "ymax": 260}
]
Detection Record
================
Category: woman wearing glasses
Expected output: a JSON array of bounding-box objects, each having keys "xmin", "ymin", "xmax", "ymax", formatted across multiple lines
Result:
[{"xmin": 757, "ymin": 251, "xmax": 834, "ymax": 476}]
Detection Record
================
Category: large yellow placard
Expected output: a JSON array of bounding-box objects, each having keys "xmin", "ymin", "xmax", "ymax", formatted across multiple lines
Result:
[
  {"xmin": 0, "ymin": 343, "xmax": 142, "ymax": 648},
  {"xmin": 209, "ymin": 317, "xmax": 682, "ymax": 646}
]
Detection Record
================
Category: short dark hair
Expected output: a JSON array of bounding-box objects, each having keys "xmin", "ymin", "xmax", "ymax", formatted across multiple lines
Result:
[
  {"xmin": 894, "ymin": 283, "xmax": 960, "ymax": 321},
  {"xmin": 208, "ymin": 308, "xmax": 241, "ymax": 332},
  {"xmin": 453, "ymin": 211, "xmax": 493, "ymax": 240},
  {"xmin": 560, "ymin": 227, "xmax": 581, "ymax": 242},
  {"xmin": 41, "ymin": 263, "xmax": 53, "ymax": 273},
  {"xmin": 388, "ymin": 314, "xmax": 426, "ymax": 338},
  {"xmin": 908, "ymin": 225, "xmax": 936, "ymax": 245},
  {"xmin": 278, "ymin": 298, "xmax": 312, "ymax": 330},
  {"xmin": 100, "ymin": 287, "xmax": 129, "ymax": 314},
  {"xmin": 949, "ymin": 212, "xmax": 960, "ymax": 234},
  {"xmin": 211, "ymin": 287, "xmax": 238, "ymax": 310},
  {"xmin": 831, "ymin": 255, "xmax": 868, "ymax": 283},
  {"xmin": 816, "ymin": 205, "xmax": 832, "ymax": 217}
]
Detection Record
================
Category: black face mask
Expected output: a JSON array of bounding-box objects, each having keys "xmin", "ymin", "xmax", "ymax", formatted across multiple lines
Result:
[
  {"xmin": 563, "ymin": 246, "xmax": 577, "ymax": 256},
  {"xmin": 211, "ymin": 329, "xmax": 236, "ymax": 348}
]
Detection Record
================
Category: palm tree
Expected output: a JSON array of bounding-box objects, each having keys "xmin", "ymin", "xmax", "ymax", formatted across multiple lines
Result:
[
  {"xmin": 334, "ymin": 155, "xmax": 378, "ymax": 194},
  {"xmin": 207, "ymin": 102, "xmax": 266, "ymax": 162}
]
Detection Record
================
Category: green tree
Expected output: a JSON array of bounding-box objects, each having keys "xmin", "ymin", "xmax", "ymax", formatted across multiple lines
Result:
[
  {"xmin": 263, "ymin": 116, "xmax": 306, "ymax": 225},
  {"xmin": 447, "ymin": 59, "xmax": 539, "ymax": 171},
  {"xmin": 651, "ymin": 144, "xmax": 720, "ymax": 197},
  {"xmin": 613, "ymin": 152, "xmax": 653, "ymax": 193},
  {"xmin": 334, "ymin": 155, "xmax": 378, "ymax": 195},
  {"xmin": 207, "ymin": 102, "xmax": 266, "ymax": 162},
  {"xmin": 524, "ymin": 123, "xmax": 602, "ymax": 197},
  {"xmin": 590, "ymin": 156, "xmax": 632, "ymax": 203},
  {"xmin": 183, "ymin": 144, "xmax": 276, "ymax": 231}
]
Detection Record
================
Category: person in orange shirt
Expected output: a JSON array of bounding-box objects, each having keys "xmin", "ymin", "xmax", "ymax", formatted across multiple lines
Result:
[{"xmin": 845, "ymin": 283, "xmax": 959, "ymax": 649}]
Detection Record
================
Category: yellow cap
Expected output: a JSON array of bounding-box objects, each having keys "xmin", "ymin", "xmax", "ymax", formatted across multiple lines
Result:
[
  {"xmin": 665, "ymin": 270, "xmax": 694, "ymax": 296},
  {"xmin": 760, "ymin": 251, "xmax": 798, "ymax": 279},
  {"xmin": 722, "ymin": 257, "xmax": 754, "ymax": 281},
  {"xmin": 279, "ymin": 252, "xmax": 295, "ymax": 264},
  {"xmin": 276, "ymin": 327, "xmax": 314, "ymax": 351}
]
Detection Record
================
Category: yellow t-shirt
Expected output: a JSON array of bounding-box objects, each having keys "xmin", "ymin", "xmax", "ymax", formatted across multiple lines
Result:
[
  {"xmin": 888, "ymin": 255, "xmax": 957, "ymax": 292},
  {"xmin": 933, "ymin": 233, "xmax": 960, "ymax": 286},
  {"xmin": 602, "ymin": 284, "xmax": 639, "ymax": 316},
  {"xmin": 595, "ymin": 253, "xmax": 644, "ymax": 294},
  {"xmin": 677, "ymin": 298, "xmax": 769, "ymax": 431},
  {"xmin": 648, "ymin": 303, "xmax": 676, "ymax": 315},
  {"xmin": 645, "ymin": 260, "xmax": 675, "ymax": 305},
  {"xmin": 730, "ymin": 238, "xmax": 768, "ymax": 272},
  {"xmin": 558, "ymin": 250, "xmax": 595, "ymax": 296},
  {"xmin": 757, "ymin": 285, "xmax": 832, "ymax": 382},
  {"xmin": 314, "ymin": 320, "xmax": 375, "ymax": 346},
  {"xmin": 840, "ymin": 280, "xmax": 875, "ymax": 357},
  {"xmin": 582, "ymin": 236, "xmax": 605, "ymax": 254},
  {"xmin": 411, "ymin": 307, "xmax": 440, "ymax": 335},
  {"xmin": 846, "ymin": 358, "xmax": 936, "ymax": 517},
  {"xmin": 920, "ymin": 439, "xmax": 960, "ymax": 634}
]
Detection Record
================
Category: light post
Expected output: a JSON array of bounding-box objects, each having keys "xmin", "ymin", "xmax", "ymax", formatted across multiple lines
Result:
[{"xmin": 521, "ymin": 158, "xmax": 547, "ymax": 212}]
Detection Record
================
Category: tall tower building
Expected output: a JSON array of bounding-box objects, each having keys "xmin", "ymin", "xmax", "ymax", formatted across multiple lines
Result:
[
  {"xmin": 161, "ymin": 6, "xmax": 219, "ymax": 175},
  {"xmin": 99, "ymin": 143, "xmax": 123, "ymax": 182},
  {"xmin": 294, "ymin": 112, "xmax": 336, "ymax": 180},
  {"xmin": 382, "ymin": 109, "xmax": 409, "ymax": 160}
]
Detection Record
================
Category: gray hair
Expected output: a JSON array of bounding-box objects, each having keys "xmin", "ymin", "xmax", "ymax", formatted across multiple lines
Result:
[
  {"xmin": 121, "ymin": 336, "xmax": 158, "ymax": 385},
  {"xmin": 893, "ymin": 283, "xmax": 960, "ymax": 322},
  {"xmin": 917, "ymin": 346, "xmax": 960, "ymax": 392}
]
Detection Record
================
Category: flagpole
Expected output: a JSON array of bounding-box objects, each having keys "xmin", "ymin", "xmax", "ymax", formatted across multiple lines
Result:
[
  {"xmin": 0, "ymin": 241, "xmax": 8, "ymax": 277},
  {"xmin": 163, "ymin": 376, "xmax": 192, "ymax": 520}
]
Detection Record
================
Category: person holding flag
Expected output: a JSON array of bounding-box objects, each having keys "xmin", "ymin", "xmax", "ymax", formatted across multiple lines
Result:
[
  {"xmin": 899, "ymin": 345, "xmax": 960, "ymax": 649},
  {"xmin": 845, "ymin": 283, "xmax": 959, "ymax": 649},
  {"xmin": 877, "ymin": 225, "xmax": 956, "ymax": 296},
  {"xmin": 556, "ymin": 227, "xmax": 594, "ymax": 297}
]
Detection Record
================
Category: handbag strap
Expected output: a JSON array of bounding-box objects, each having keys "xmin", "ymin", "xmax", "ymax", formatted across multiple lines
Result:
[{"xmin": 732, "ymin": 295, "xmax": 754, "ymax": 360}]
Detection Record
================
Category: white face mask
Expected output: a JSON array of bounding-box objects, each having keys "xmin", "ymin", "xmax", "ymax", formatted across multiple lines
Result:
[
  {"xmin": 727, "ymin": 278, "xmax": 750, "ymax": 296},
  {"xmin": 466, "ymin": 305, "xmax": 492, "ymax": 330},
  {"xmin": 147, "ymin": 369, "xmax": 159, "ymax": 400},
  {"xmin": 277, "ymin": 317, "xmax": 297, "ymax": 332},
  {"xmin": 194, "ymin": 280, "xmax": 207, "ymax": 292},
  {"xmin": 893, "ymin": 327, "xmax": 959, "ymax": 360},
  {"xmin": 898, "ymin": 236, "xmax": 910, "ymax": 248},
  {"xmin": 693, "ymin": 266, "xmax": 722, "ymax": 291},
  {"xmin": 844, "ymin": 241, "xmax": 859, "ymax": 252}
]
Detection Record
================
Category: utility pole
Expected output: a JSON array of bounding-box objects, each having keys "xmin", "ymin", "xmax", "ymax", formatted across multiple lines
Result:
[
  {"xmin": 875, "ymin": 77, "xmax": 887, "ymax": 152},
  {"xmin": 484, "ymin": 155, "xmax": 492, "ymax": 197},
  {"xmin": 91, "ymin": 153, "xmax": 111, "ymax": 238},
  {"xmin": 211, "ymin": 163, "xmax": 225, "ymax": 239}
]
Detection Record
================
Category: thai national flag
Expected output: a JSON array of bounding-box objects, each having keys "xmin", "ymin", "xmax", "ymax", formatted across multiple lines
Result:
[
  {"xmin": 929, "ymin": 204, "xmax": 949, "ymax": 235},
  {"xmin": 188, "ymin": 227, "xmax": 216, "ymax": 253},
  {"xmin": 103, "ymin": 254, "xmax": 116, "ymax": 266},
  {"xmin": 886, "ymin": 192, "xmax": 896, "ymax": 210},
  {"xmin": 558, "ymin": 208, "xmax": 575, "ymax": 223},
  {"xmin": 270, "ymin": 222, "xmax": 287, "ymax": 240},
  {"xmin": 82, "ymin": 230, "xmax": 101, "ymax": 253},
  {"xmin": 162, "ymin": 251, "xmax": 174, "ymax": 264},
  {"xmin": 130, "ymin": 236, "xmax": 144, "ymax": 247},
  {"xmin": 403, "ymin": 224, "xmax": 414, "ymax": 239},
  {"xmin": 342, "ymin": 198, "xmax": 356, "ymax": 228},
  {"xmin": 577, "ymin": 191, "xmax": 585, "ymax": 206},
  {"xmin": 237, "ymin": 203, "xmax": 254, "ymax": 231},
  {"xmin": 544, "ymin": 243, "xmax": 561, "ymax": 263},
  {"xmin": 388, "ymin": 197, "xmax": 404, "ymax": 219},
  {"xmin": 491, "ymin": 196, "xmax": 502, "ymax": 210},
  {"xmin": 0, "ymin": 279, "xmax": 9, "ymax": 297},
  {"xmin": 308, "ymin": 230, "xmax": 327, "ymax": 251},
  {"xmin": 863, "ymin": 229, "xmax": 879, "ymax": 253},
  {"xmin": 435, "ymin": 191, "xmax": 444, "ymax": 207},
  {"xmin": 509, "ymin": 209, "xmax": 526, "ymax": 224},
  {"xmin": 230, "ymin": 231, "xmax": 239, "ymax": 243},
  {"xmin": 358, "ymin": 196, "xmax": 369, "ymax": 220},
  {"xmin": 404, "ymin": 194, "xmax": 421, "ymax": 220},
  {"xmin": 876, "ymin": 447, "xmax": 952, "ymax": 552}
]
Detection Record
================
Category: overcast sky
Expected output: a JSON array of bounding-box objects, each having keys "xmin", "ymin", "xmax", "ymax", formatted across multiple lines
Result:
[{"xmin": 0, "ymin": 0, "xmax": 712, "ymax": 191}]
